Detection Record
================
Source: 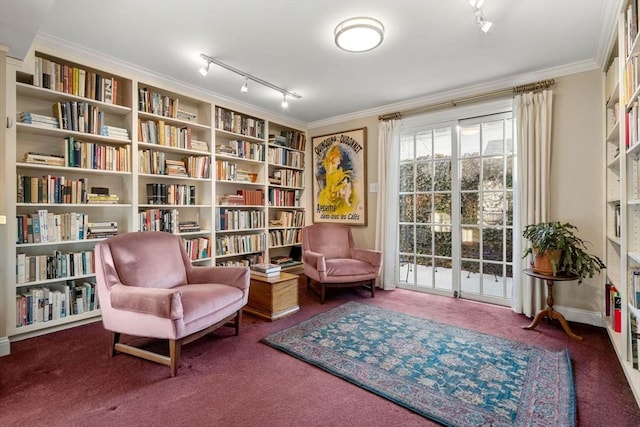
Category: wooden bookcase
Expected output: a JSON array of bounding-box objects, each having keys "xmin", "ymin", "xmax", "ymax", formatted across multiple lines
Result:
[
  {"xmin": 603, "ymin": 0, "xmax": 640, "ymax": 405},
  {"xmin": 3, "ymin": 47, "xmax": 308, "ymax": 341}
]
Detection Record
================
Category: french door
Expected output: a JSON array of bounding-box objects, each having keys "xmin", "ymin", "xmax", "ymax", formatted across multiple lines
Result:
[{"xmin": 397, "ymin": 111, "xmax": 513, "ymax": 306}]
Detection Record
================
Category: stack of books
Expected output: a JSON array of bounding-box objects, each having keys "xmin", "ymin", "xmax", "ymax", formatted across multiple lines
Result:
[
  {"xmin": 86, "ymin": 221, "xmax": 118, "ymax": 239},
  {"xmin": 100, "ymin": 125, "xmax": 129, "ymax": 140},
  {"xmin": 165, "ymin": 159, "xmax": 188, "ymax": 176},
  {"xmin": 215, "ymin": 144, "xmax": 236, "ymax": 156},
  {"xmin": 189, "ymin": 139, "xmax": 209, "ymax": 152},
  {"xmin": 86, "ymin": 193, "xmax": 119, "ymax": 204},
  {"xmin": 250, "ymin": 263, "xmax": 281, "ymax": 278},
  {"xmin": 270, "ymin": 255, "xmax": 293, "ymax": 265},
  {"xmin": 19, "ymin": 112, "xmax": 59, "ymax": 129},
  {"xmin": 23, "ymin": 152, "xmax": 65, "ymax": 166},
  {"xmin": 178, "ymin": 221, "xmax": 201, "ymax": 233}
]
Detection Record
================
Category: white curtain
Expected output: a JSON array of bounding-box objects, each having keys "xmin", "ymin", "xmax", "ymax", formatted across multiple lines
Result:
[
  {"xmin": 375, "ymin": 120, "xmax": 400, "ymax": 290},
  {"xmin": 512, "ymin": 90, "xmax": 553, "ymax": 317}
]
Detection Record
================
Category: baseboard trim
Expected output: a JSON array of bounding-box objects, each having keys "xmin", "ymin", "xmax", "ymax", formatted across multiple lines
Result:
[
  {"xmin": 555, "ymin": 305, "xmax": 605, "ymax": 328},
  {"xmin": 0, "ymin": 336, "xmax": 10, "ymax": 356}
]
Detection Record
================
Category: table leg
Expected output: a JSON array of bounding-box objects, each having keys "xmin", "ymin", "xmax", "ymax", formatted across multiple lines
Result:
[
  {"xmin": 522, "ymin": 279, "xmax": 583, "ymax": 340},
  {"xmin": 523, "ymin": 309, "xmax": 546, "ymax": 331}
]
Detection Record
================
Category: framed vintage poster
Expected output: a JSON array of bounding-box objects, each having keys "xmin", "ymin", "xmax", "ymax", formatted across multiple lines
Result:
[{"xmin": 312, "ymin": 127, "xmax": 367, "ymax": 225}]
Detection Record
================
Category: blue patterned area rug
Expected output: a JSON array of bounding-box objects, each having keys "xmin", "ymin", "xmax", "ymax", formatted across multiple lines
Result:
[{"xmin": 261, "ymin": 302, "xmax": 576, "ymax": 427}]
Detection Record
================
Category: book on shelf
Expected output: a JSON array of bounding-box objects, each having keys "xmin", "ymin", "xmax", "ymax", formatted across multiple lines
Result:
[
  {"xmin": 165, "ymin": 159, "xmax": 188, "ymax": 176},
  {"xmin": 189, "ymin": 139, "xmax": 209, "ymax": 152},
  {"xmin": 270, "ymin": 255, "xmax": 293, "ymax": 265},
  {"xmin": 86, "ymin": 193, "xmax": 119, "ymax": 204},
  {"xmin": 614, "ymin": 290, "xmax": 622, "ymax": 333},
  {"xmin": 100, "ymin": 125, "xmax": 130, "ymax": 140},
  {"xmin": 178, "ymin": 221, "xmax": 201, "ymax": 233},
  {"xmin": 216, "ymin": 144, "xmax": 237, "ymax": 156},
  {"xmin": 23, "ymin": 152, "xmax": 65, "ymax": 167},
  {"xmin": 176, "ymin": 109, "xmax": 197, "ymax": 122},
  {"xmin": 251, "ymin": 263, "xmax": 282, "ymax": 274},
  {"xmin": 268, "ymin": 134, "xmax": 288, "ymax": 146},
  {"xmin": 86, "ymin": 221, "xmax": 118, "ymax": 239},
  {"xmin": 18, "ymin": 112, "xmax": 60, "ymax": 128}
]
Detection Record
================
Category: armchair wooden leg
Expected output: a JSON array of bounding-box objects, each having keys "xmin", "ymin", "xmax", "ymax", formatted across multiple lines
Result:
[
  {"xmin": 169, "ymin": 339, "xmax": 181, "ymax": 378},
  {"xmin": 234, "ymin": 310, "xmax": 242, "ymax": 336},
  {"xmin": 110, "ymin": 332, "xmax": 120, "ymax": 357},
  {"xmin": 320, "ymin": 283, "xmax": 326, "ymax": 304},
  {"xmin": 370, "ymin": 279, "xmax": 375, "ymax": 298}
]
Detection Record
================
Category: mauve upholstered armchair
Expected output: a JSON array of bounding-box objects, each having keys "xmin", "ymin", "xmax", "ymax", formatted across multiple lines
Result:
[
  {"xmin": 94, "ymin": 231, "xmax": 250, "ymax": 377},
  {"xmin": 302, "ymin": 223, "xmax": 382, "ymax": 304}
]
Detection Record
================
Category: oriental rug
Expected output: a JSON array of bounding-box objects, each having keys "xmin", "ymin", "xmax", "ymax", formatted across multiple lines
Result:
[{"xmin": 261, "ymin": 302, "xmax": 576, "ymax": 427}]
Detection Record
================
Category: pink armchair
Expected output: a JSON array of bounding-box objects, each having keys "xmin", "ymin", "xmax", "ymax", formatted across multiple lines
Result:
[
  {"xmin": 94, "ymin": 231, "xmax": 250, "ymax": 377},
  {"xmin": 302, "ymin": 223, "xmax": 382, "ymax": 304}
]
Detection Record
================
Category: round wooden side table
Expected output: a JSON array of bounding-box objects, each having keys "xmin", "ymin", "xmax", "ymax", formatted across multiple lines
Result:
[{"xmin": 522, "ymin": 268, "xmax": 582, "ymax": 340}]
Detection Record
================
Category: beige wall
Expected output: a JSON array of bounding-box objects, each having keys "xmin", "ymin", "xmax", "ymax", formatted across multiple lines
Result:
[
  {"xmin": 550, "ymin": 70, "xmax": 604, "ymax": 313},
  {"xmin": 310, "ymin": 69, "xmax": 605, "ymax": 315}
]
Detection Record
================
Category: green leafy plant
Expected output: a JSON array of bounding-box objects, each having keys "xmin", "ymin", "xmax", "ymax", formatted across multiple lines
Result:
[{"xmin": 522, "ymin": 221, "xmax": 605, "ymax": 282}]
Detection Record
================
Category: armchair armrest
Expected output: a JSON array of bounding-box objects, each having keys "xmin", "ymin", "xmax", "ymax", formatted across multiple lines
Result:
[
  {"xmin": 110, "ymin": 284, "xmax": 183, "ymax": 320},
  {"xmin": 303, "ymin": 250, "xmax": 326, "ymax": 273},
  {"xmin": 187, "ymin": 266, "xmax": 250, "ymax": 292},
  {"xmin": 352, "ymin": 248, "xmax": 383, "ymax": 267}
]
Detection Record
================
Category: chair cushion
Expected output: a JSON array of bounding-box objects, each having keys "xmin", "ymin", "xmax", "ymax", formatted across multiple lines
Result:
[
  {"xmin": 326, "ymin": 258, "xmax": 379, "ymax": 277},
  {"xmin": 177, "ymin": 283, "xmax": 244, "ymax": 324}
]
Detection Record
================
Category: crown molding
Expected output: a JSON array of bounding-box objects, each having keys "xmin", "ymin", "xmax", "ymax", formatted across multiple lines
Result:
[
  {"xmin": 594, "ymin": 0, "xmax": 625, "ymax": 69},
  {"xmin": 309, "ymin": 59, "xmax": 601, "ymax": 129},
  {"xmin": 34, "ymin": 33, "xmax": 308, "ymax": 130}
]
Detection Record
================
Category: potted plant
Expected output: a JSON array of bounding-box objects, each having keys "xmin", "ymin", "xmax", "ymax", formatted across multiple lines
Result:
[{"xmin": 522, "ymin": 221, "xmax": 605, "ymax": 282}]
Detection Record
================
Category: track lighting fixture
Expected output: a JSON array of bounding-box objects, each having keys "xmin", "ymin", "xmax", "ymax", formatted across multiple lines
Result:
[
  {"xmin": 469, "ymin": 0, "xmax": 493, "ymax": 34},
  {"xmin": 198, "ymin": 53, "xmax": 301, "ymax": 107}
]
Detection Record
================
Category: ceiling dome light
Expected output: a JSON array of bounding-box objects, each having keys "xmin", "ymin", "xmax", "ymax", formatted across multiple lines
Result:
[{"xmin": 334, "ymin": 17, "xmax": 384, "ymax": 53}]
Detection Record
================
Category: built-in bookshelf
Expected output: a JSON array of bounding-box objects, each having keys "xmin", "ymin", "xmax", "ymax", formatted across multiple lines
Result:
[
  {"xmin": 11, "ymin": 52, "xmax": 134, "ymax": 335},
  {"xmin": 4, "ymin": 49, "xmax": 308, "ymax": 341},
  {"xmin": 266, "ymin": 124, "xmax": 307, "ymax": 272},
  {"xmin": 136, "ymin": 82, "xmax": 213, "ymax": 263},
  {"xmin": 214, "ymin": 107, "xmax": 267, "ymax": 266},
  {"xmin": 603, "ymin": 0, "xmax": 640, "ymax": 405}
]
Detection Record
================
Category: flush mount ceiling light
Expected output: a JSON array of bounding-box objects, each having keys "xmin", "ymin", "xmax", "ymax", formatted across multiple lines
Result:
[
  {"xmin": 334, "ymin": 17, "xmax": 384, "ymax": 52},
  {"xmin": 469, "ymin": 0, "xmax": 494, "ymax": 34}
]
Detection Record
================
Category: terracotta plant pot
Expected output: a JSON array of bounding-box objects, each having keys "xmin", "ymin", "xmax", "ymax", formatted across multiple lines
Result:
[{"xmin": 531, "ymin": 248, "xmax": 562, "ymax": 275}]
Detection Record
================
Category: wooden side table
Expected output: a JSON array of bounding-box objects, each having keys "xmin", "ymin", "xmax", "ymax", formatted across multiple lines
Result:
[
  {"xmin": 522, "ymin": 268, "xmax": 582, "ymax": 340},
  {"xmin": 244, "ymin": 272, "xmax": 300, "ymax": 321}
]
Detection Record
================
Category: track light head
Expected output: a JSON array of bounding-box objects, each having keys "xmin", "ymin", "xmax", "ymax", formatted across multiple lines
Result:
[
  {"xmin": 199, "ymin": 62, "xmax": 210, "ymax": 76},
  {"xmin": 240, "ymin": 77, "xmax": 248, "ymax": 94},
  {"xmin": 281, "ymin": 94, "xmax": 289, "ymax": 109},
  {"xmin": 471, "ymin": 2, "xmax": 493, "ymax": 34},
  {"xmin": 479, "ymin": 18, "xmax": 493, "ymax": 33}
]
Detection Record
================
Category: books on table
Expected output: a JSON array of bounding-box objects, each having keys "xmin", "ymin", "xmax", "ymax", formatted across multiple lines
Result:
[{"xmin": 250, "ymin": 263, "xmax": 282, "ymax": 277}]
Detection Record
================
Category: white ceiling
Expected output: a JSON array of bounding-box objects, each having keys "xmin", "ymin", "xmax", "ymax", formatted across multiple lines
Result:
[{"xmin": 1, "ymin": 0, "xmax": 622, "ymax": 126}]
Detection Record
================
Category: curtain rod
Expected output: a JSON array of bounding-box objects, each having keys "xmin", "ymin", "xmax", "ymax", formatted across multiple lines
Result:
[{"xmin": 378, "ymin": 78, "xmax": 555, "ymax": 121}]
